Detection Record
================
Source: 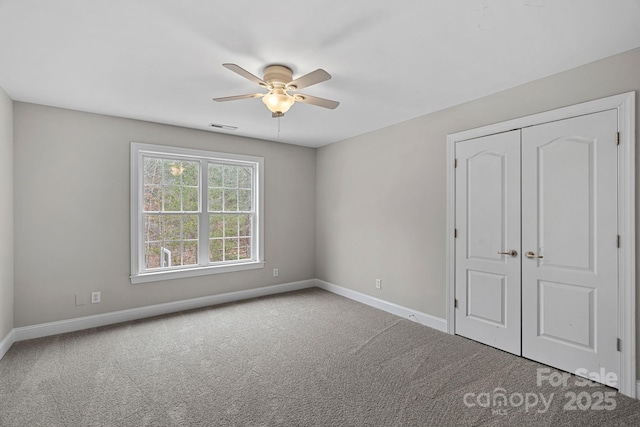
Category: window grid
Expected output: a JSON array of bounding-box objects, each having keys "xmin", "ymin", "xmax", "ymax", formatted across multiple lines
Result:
[
  {"xmin": 138, "ymin": 153, "xmax": 257, "ymax": 273},
  {"xmin": 144, "ymin": 213, "xmax": 199, "ymax": 269},
  {"xmin": 208, "ymin": 163, "xmax": 254, "ymax": 263},
  {"xmin": 142, "ymin": 157, "xmax": 201, "ymax": 270}
]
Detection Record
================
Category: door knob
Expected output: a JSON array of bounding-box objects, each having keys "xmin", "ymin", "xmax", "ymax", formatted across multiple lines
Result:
[
  {"xmin": 525, "ymin": 251, "xmax": 543, "ymax": 259},
  {"xmin": 498, "ymin": 250, "xmax": 518, "ymax": 257}
]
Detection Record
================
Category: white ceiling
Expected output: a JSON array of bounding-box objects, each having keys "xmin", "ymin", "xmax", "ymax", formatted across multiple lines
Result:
[{"xmin": 1, "ymin": 1, "xmax": 639, "ymax": 148}]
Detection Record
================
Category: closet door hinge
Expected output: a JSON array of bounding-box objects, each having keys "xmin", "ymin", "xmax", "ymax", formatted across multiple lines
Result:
[
  {"xmin": 617, "ymin": 235, "xmax": 621, "ymax": 248},
  {"xmin": 617, "ymin": 338, "xmax": 622, "ymax": 352},
  {"xmin": 454, "ymin": 229, "xmax": 458, "ymax": 238},
  {"xmin": 454, "ymin": 299, "xmax": 458, "ymax": 309},
  {"xmin": 454, "ymin": 158, "xmax": 458, "ymax": 168},
  {"xmin": 616, "ymin": 132, "xmax": 620, "ymax": 145}
]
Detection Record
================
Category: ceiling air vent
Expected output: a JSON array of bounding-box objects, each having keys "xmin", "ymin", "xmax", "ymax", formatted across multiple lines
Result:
[{"xmin": 209, "ymin": 123, "xmax": 238, "ymax": 131}]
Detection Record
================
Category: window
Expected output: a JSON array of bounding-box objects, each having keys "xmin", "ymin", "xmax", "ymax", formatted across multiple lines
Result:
[{"xmin": 131, "ymin": 143, "xmax": 264, "ymax": 283}]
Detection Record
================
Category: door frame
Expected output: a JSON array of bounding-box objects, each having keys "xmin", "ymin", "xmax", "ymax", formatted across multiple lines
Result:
[{"xmin": 445, "ymin": 92, "xmax": 636, "ymax": 398}]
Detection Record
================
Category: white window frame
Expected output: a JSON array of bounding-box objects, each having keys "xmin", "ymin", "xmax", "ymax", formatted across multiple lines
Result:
[{"xmin": 130, "ymin": 142, "xmax": 264, "ymax": 284}]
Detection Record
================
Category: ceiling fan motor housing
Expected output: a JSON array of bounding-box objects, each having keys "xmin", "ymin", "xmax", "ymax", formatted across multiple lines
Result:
[{"xmin": 263, "ymin": 65, "xmax": 293, "ymax": 88}]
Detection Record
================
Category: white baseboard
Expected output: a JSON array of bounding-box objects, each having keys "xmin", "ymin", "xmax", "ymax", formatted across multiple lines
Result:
[
  {"xmin": 636, "ymin": 381, "xmax": 640, "ymax": 399},
  {"xmin": 14, "ymin": 279, "xmax": 316, "ymax": 342},
  {"xmin": 0, "ymin": 328, "xmax": 15, "ymax": 360},
  {"xmin": 315, "ymin": 279, "xmax": 448, "ymax": 332}
]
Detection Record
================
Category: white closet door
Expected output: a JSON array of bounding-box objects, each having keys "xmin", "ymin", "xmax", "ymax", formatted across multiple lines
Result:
[
  {"xmin": 521, "ymin": 110, "xmax": 619, "ymax": 387},
  {"xmin": 455, "ymin": 130, "xmax": 521, "ymax": 355}
]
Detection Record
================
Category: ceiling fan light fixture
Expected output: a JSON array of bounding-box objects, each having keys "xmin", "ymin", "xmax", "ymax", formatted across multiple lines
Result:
[{"xmin": 262, "ymin": 88, "xmax": 295, "ymax": 114}]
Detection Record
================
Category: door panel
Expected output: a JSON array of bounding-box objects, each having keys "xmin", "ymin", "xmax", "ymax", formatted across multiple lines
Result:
[
  {"xmin": 455, "ymin": 130, "xmax": 521, "ymax": 355},
  {"xmin": 521, "ymin": 110, "xmax": 619, "ymax": 387},
  {"xmin": 467, "ymin": 270, "xmax": 506, "ymax": 326},
  {"xmin": 538, "ymin": 280, "xmax": 594, "ymax": 349},
  {"xmin": 467, "ymin": 152, "xmax": 506, "ymax": 262},
  {"xmin": 536, "ymin": 137, "xmax": 593, "ymax": 271}
]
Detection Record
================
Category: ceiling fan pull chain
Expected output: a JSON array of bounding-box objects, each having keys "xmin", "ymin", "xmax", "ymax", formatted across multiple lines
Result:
[{"xmin": 278, "ymin": 116, "xmax": 281, "ymax": 138}]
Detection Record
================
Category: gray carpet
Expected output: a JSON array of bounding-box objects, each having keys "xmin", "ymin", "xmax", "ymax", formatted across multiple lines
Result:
[{"xmin": 1, "ymin": 288, "xmax": 640, "ymax": 426}]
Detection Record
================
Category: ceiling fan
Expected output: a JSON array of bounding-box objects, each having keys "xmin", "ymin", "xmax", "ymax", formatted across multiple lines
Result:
[{"xmin": 213, "ymin": 63, "xmax": 340, "ymax": 118}]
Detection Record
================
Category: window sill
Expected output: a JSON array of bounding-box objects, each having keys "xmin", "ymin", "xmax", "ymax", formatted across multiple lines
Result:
[{"xmin": 130, "ymin": 261, "xmax": 265, "ymax": 284}]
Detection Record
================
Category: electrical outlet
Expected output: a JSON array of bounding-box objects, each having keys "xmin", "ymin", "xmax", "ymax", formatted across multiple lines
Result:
[
  {"xmin": 375, "ymin": 279, "xmax": 381, "ymax": 289},
  {"xmin": 91, "ymin": 291, "xmax": 101, "ymax": 304},
  {"xmin": 273, "ymin": 268, "xmax": 279, "ymax": 277}
]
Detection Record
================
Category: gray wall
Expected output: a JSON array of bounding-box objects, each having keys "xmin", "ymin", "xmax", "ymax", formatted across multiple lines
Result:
[
  {"xmin": 13, "ymin": 103, "xmax": 316, "ymax": 327},
  {"xmin": 0, "ymin": 86, "xmax": 13, "ymax": 340},
  {"xmin": 316, "ymin": 47, "xmax": 640, "ymax": 321}
]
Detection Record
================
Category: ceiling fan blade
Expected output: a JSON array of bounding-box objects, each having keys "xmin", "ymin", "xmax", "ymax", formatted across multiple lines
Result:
[
  {"xmin": 213, "ymin": 93, "xmax": 264, "ymax": 102},
  {"xmin": 222, "ymin": 63, "xmax": 268, "ymax": 87},
  {"xmin": 286, "ymin": 69, "xmax": 331, "ymax": 91},
  {"xmin": 294, "ymin": 94, "xmax": 340, "ymax": 109}
]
